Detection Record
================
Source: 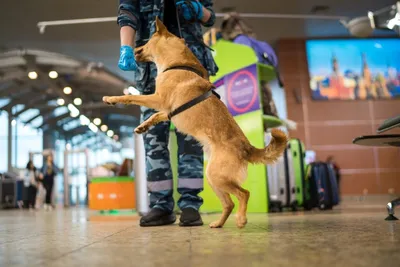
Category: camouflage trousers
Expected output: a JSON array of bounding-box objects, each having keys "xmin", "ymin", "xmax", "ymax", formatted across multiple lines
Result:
[{"xmin": 138, "ymin": 63, "xmax": 204, "ymax": 212}]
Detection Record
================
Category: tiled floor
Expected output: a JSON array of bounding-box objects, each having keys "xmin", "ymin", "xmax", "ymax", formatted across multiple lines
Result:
[{"xmin": 0, "ymin": 206, "xmax": 399, "ymax": 267}]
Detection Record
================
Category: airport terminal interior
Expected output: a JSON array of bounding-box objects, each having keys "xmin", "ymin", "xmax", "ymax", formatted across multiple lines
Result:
[{"xmin": 0, "ymin": 1, "xmax": 400, "ymax": 266}]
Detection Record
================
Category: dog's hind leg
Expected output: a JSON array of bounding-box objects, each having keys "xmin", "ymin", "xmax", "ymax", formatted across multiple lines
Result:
[
  {"xmin": 134, "ymin": 111, "xmax": 169, "ymax": 134},
  {"xmin": 208, "ymin": 185, "xmax": 235, "ymax": 228},
  {"xmin": 223, "ymin": 183, "xmax": 250, "ymax": 229},
  {"xmin": 102, "ymin": 94, "xmax": 162, "ymax": 110}
]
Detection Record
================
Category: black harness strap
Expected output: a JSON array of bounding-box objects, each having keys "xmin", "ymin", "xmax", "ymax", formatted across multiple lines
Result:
[
  {"xmin": 163, "ymin": 65, "xmax": 220, "ymax": 120},
  {"xmin": 164, "ymin": 65, "xmax": 204, "ymax": 78},
  {"xmin": 168, "ymin": 90, "xmax": 213, "ymax": 120}
]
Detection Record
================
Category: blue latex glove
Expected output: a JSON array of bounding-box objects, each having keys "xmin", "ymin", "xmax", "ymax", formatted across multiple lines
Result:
[
  {"xmin": 118, "ymin": 45, "xmax": 138, "ymax": 71},
  {"xmin": 176, "ymin": 0, "xmax": 204, "ymax": 22}
]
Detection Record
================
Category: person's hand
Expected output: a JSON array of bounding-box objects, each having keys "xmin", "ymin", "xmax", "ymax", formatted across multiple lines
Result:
[
  {"xmin": 118, "ymin": 45, "xmax": 138, "ymax": 71},
  {"xmin": 39, "ymin": 173, "xmax": 43, "ymax": 180},
  {"xmin": 176, "ymin": 0, "xmax": 204, "ymax": 22}
]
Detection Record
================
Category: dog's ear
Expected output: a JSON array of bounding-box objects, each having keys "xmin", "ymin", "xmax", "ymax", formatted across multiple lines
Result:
[{"xmin": 155, "ymin": 17, "xmax": 167, "ymax": 33}]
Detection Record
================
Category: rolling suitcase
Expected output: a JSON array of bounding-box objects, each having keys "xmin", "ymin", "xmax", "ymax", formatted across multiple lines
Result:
[
  {"xmin": 288, "ymin": 139, "xmax": 306, "ymax": 207},
  {"xmin": 326, "ymin": 163, "xmax": 340, "ymax": 206},
  {"xmin": 0, "ymin": 179, "xmax": 17, "ymax": 209},
  {"xmin": 267, "ymin": 143, "xmax": 298, "ymax": 212},
  {"xmin": 304, "ymin": 162, "xmax": 339, "ymax": 210}
]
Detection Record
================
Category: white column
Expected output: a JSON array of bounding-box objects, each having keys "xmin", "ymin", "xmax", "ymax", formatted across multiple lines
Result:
[{"xmin": 134, "ymin": 133, "xmax": 149, "ymax": 215}]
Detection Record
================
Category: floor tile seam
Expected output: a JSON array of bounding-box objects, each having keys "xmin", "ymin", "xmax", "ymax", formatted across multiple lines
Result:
[{"xmin": 44, "ymin": 225, "xmax": 136, "ymax": 262}]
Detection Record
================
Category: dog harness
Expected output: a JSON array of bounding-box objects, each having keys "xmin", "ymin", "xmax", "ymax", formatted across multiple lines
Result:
[{"xmin": 163, "ymin": 65, "xmax": 220, "ymax": 120}]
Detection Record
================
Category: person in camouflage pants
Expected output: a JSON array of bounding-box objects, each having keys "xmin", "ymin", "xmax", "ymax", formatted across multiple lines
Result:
[{"xmin": 117, "ymin": 0, "xmax": 218, "ymax": 227}]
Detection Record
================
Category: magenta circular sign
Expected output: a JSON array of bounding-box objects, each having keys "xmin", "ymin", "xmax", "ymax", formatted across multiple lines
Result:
[{"xmin": 227, "ymin": 70, "xmax": 258, "ymax": 114}]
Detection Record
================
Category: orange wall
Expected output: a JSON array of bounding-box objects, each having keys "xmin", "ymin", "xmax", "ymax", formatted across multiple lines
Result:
[{"xmin": 277, "ymin": 38, "xmax": 400, "ymax": 195}]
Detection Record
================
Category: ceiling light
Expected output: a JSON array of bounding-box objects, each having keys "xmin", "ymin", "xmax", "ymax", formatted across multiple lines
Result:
[
  {"xmin": 100, "ymin": 125, "xmax": 108, "ymax": 132},
  {"xmin": 49, "ymin": 71, "xmax": 58, "ymax": 79},
  {"xmin": 56, "ymin": 98, "xmax": 65, "ymax": 106},
  {"xmin": 93, "ymin": 118, "xmax": 101, "ymax": 126},
  {"xmin": 11, "ymin": 119, "xmax": 16, "ymax": 126},
  {"xmin": 88, "ymin": 123, "xmax": 98, "ymax": 133},
  {"xmin": 68, "ymin": 104, "xmax": 80, "ymax": 117},
  {"xmin": 79, "ymin": 115, "xmax": 90, "ymax": 126},
  {"xmin": 73, "ymin": 97, "xmax": 82, "ymax": 106},
  {"xmin": 107, "ymin": 130, "xmax": 114, "ymax": 137},
  {"xmin": 67, "ymin": 104, "xmax": 79, "ymax": 113},
  {"xmin": 70, "ymin": 111, "xmax": 79, "ymax": 118},
  {"xmin": 28, "ymin": 71, "xmax": 38, "ymax": 80},
  {"xmin": 63, "ymin": 86, "xmax": 72, "ymax": 95}
]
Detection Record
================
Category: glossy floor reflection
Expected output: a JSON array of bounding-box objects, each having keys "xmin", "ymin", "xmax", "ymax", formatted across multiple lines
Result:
[{"xmin": 0, "ymin": 206, "xmax": 399, "ymax": 267}]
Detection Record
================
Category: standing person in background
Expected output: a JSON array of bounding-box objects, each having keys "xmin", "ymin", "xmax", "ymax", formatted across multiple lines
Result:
[
  {"xmin": 24, "ymin": 160, "xmax": 39, "ymax": 210},
  {"xmin": 117, "ymin": 0, "xmax": 218, "ymax": 227},
  {"xmin": 39, "ymin": 155, "xmax": 59, "ymax": 211}
]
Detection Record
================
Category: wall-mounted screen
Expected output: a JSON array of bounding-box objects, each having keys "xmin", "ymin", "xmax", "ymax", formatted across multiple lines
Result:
[{"xmin": 306, "ymin": 38, "xmax": 400, "ymax": 100}]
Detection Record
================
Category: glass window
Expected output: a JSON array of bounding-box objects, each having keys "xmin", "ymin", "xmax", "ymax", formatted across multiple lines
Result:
[{"xmin": 13, "ymin": 118, "xmax": 43, "ymax": 169}]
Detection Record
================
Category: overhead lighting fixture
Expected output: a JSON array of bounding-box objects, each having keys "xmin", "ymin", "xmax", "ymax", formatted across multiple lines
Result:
[
  {"xmin": 100, "ymin": 125, "xmax": 108, "ymax": 132},
  {"xmin": 93, "ymin": 118, "xmax": 101, "ymax": 126},
  {"xmin": 67, "ymin": 103, "xmax": 79, "ymax": 113},
  {"xmin": 11, "ymin": 119, "xmax": 16, "ymax": 126},
  {"xmin": 88, "ymin": 123, "xmax": 98, "ymax": 133},
  {"xmin": 79, "ymin": 115, "xmax": 90, "ymax": 126},
  {"xmin": 49, "ymin": 71, "xmax": 58, "ymax": 79},
  {"xmin": 67, "ymin": 104, "xmax": 80, "ymax": 117},
  {"xmin": 70, "ymin": 112, "xmax": 79, "ymax": 118},
  {"xmin": 56, "ymin": 98, "xmax": 65, "ymax": 106},
  {"xmin": 128, "ymin": 86, "xmax": 140, "ymax": 95},
  {"xmin": 73, "ymin": 97, "xmax": 82, "ymax": 106},
  {"xmin": 28, "ymin": 71, "xmax": 38, "ymax": 80},
  {"xmin": 63, "ymin": 86, "xmax": 72, "ymax": 95},
  {"xmin": 107, "ymin": 130, "xmax": 114, "ymax": 137}
]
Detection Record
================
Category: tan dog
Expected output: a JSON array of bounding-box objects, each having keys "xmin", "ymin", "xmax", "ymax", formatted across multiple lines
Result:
[{"xmin": 103, "ymin": 18, "xmax": 288, "ymax": 229}]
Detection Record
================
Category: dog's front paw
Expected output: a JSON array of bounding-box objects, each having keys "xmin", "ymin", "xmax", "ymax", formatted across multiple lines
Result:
[
  {"xmin": 102, "ymin": 96, "xmax": 116, "ymax": 106},
  {"xmin": 134, "ymin": 124, "xmax": 149, "ymax": 134},
  {"xmin": 209, "ymin": 221, "xmax": 224, "ymax": 228}
]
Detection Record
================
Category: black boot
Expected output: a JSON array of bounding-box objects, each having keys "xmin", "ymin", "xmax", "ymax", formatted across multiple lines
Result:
[
  {"xmin": 140, "ymin": 208, "xmax": 176, "ymax": 227},
  {"xmin": 179, "ymin": 207, "xmax": 203, "ymax": 227}
]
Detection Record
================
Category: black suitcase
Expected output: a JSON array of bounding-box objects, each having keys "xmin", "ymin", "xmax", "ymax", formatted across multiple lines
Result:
[
  {"xmin": 304, "ymin": 162, "xmax": 339, "ymax": 210},
  {"xmin": 0, "ymin": 179, "xmax": 17, "ymax": 209}
]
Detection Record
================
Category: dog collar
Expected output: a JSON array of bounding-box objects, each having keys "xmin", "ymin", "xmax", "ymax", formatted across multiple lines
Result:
[{"xmin": 163, "ymin": 65, "xmax": 220, "ymax": 120}]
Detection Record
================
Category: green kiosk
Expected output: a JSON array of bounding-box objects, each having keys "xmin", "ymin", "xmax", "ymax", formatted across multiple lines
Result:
[{"xmin": 169, "ymin": 40, "xmax": 284, "ymax": 213}]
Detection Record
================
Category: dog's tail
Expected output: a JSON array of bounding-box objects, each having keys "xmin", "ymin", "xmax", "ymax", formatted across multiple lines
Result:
[{"xmin": 245, "ymin": 129, "xmax": 289, "ymax": 164}]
